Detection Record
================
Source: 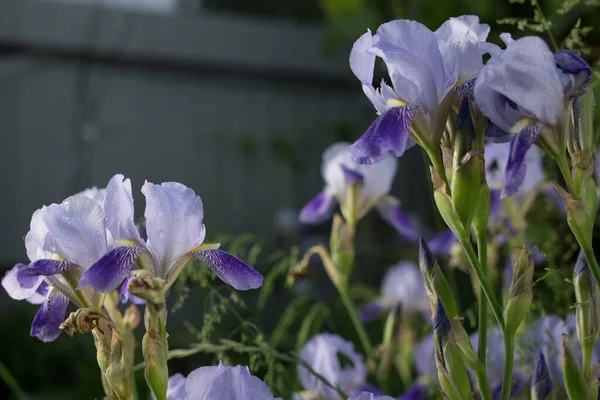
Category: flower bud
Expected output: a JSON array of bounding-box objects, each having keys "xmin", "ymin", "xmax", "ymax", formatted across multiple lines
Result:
[
  {"xmin": 123, "ymin": 304, "xmax": 142, "ymax": 331},
  {"xmin": 504, "ymin": 246, "xmax": 534, "ymax": 336},
  {"xmin": 127, "ymin": 270, "xmax": 166, "ymax": 304},
  {"xmin": 433, "ymin": 299, "xmax": 472, "ymax": 400},
  {"xmin": 574, "ymin": 251, "xmax": 600, "ymax": 355},
  {"xmin": 451, "ymin": 98, "xmax": 482, "ymax": 229},
  {"xmin": 450, "ymin": 318, "xmax": 479, "ymax": 372},
  {"xmin": 561, "ymin": 333, "xmax": 587, "ymax": 400},
  {"xmin": 105, "ymin": 332, "xmax": 133, "ymax": 400},
  {"xmin": 554, "ymin": 183, "xmax": 594, "ymax": 251},
  {"xmin": 330, "ymin": 213, "xmax": 355, "ymax": 280},
  {"xmin": 531, "ymin": 352, "xmax": 554, "ymax": 400},
  {"xmin": 143, "ymin": 328, "xmax": 169, "ymax": 400},
  {"xmin": 419, "ymin": 239, "xmax": 458, "ymax": 319}
]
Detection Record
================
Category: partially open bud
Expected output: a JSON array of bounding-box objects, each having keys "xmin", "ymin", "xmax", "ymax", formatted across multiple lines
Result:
[
  {"xmin": 561, "ymin": 333, "xmax": 587, "ymax": 400},
  {"xmin": 554, "ymin": 184, "xmax": 595, "ymax": 252},
  {"xmin": 128, "ymin": 270, "xmax": 166, "ymax": 304},
  {"xmin": 531, "ymin": 352, "xmax": 554, "ymax": 400},
  {"xmin": 451, "ymin": 98, "xmax": 482, "ymax": 229},
  {"xmin": 419, "ymin": 239, "xmax": 458, "ymax": 320},
  {"xmin": 574, "ymin": 251, "xmax": 600, "ymax": 354},
  {"xmin": 433, "ymin": 300, "xmax": 472, "ymax": 400},
  {"xmin": 504, "ymin": 246, "xmax": 534, "ymax": 336}
]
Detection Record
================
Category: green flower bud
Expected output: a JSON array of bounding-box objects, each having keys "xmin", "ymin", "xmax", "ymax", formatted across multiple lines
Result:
[
  {"xmin": 504, "ymin": 246, "xmax": 534, "ymax": 336},
  {"xmin": 568, "ymin": 89, "xmax": 595, "ymax": 178},
  {"xmin": 433, "ymin": 300, "xmax": 472, "ymax": 400},
  {"xmin": 451, "ymin": 98, "xmax": 482, "ymax": 229},
  {"xmin": 105, "ymin": 332, "xmax": 133, "ymax": 400},
  {"xmin": 330, "ymin": 213, "xmax": 355, "ymax": 281},
  {"xmin": 554, "ymin": 184, "xmax": 594, "ymax": 251},
  {"xmin": 143, "ymin": 328, "xmax": 169, "ymax": 400},
  {"xmin": 561, "ymin": 333, "xmax": 587, "ymax": 400},
  {"xmin": 450, "ymin": 318, "xmax": 480, "ymax": 372},
  {"xmin": 419, "ymin": 239, "xmax": 458, "ymax": 320}
]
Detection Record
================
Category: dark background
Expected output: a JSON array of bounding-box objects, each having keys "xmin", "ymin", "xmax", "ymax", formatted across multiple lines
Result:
[{"xmin": 1, "ymin": 0, "xmax": 599, "ymax": 398}]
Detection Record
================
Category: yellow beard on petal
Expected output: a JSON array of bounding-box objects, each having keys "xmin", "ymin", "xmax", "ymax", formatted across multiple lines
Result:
[
  {"xmin": 386, "ymin": 98, "xmax": 407, "ymax": 108},
  {"xmin": 510, "ymin": 117, "xmax": 538, "ymax": 134}
]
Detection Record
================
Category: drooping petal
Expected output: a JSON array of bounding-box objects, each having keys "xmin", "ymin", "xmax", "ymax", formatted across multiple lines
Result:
[
  {"xmin": 192, "ymin": 249, "xmax": 263, "ymax": 291},
  {"xmin": 350, "ymin": 106, "xmax": 415, "ymax": 165},
  {"xmin": 372, "ymin": 20, "xmax": 446, "ymax": 112},
  {"xmin": 78, "ymin": 246, "xmax": 143, "ymax": 292},
  {"xmin": 119, "ymin": 279, "xmax": 145, "ymax": 304},
  {"xmin": 41, "ymin": 195, "xmax": 108, "ymax": 268},
  {"xmin": 298, "ymin": 191, "xmax": 336, "ymax": 224},
  {"xmin": 26, "ymin": 282, "xmax": 49, "ymax": 305},
  {"xmin": 142, "ymin": 181, "xmax": 206, "ymax": 274},
  {"xmin": 502, "ymin": 123, "xmax": 543, "ymax": 198},
  {"xmin": 104, "ymin": 174, "xmax": 144, "ymax": 245},
  {"xmin": 375, "ymin": 196, "xmax": 420, "ymax": 241},
  {"xmin": 185, "ymin": 362, "xmax": 282, "ymax": 400},
  {"xmin": 475, "ymin": 36, "xmax": 564, "ymax": 132},
  {"xmin": 25, "ymin": 259, "xmax": 70, "ymax": 277},
  {"xmin": 298, "ymin": 333, "xmax": 366, "ymax": 399},
  {"xmin": 555, "ymin": 50, "xmax": 591, "ymax": 98},
  {"xmin": 30, "ymin": 289, "xmax": 69, "ymax": 342},
  {"xmin": 2, "ymin": 263, "xmax": 44, "ymax": 300}
]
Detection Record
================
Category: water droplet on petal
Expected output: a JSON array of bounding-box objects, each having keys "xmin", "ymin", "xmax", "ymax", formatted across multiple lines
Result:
[{"xmin": 158, "ymin": 230, "xmax": 167, "ymax": 239}]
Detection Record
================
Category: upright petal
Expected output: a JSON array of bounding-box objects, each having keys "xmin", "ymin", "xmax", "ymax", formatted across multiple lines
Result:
[
  {"xmin": 350, "ymin": 106, "xmax": 415, "ymax": 165},
  {"xmin": 2, "ymin": 263, "xmax": 43, "ymax": 300},
  {"xmin": 454, "ymin": 15, "xmax": 491, "ymax": 41},
  {"xmin": 30, "ymin": 289, "xmax": 69, "ymax": 342},
  {"xmin": 185, "ymin": 362, "xmax": 282, "ymax": 400},
  {"xmin": 78, "ymin": 186, "xmax": 106, "ymax": 206},
  {"xmin": 299, "ymin": 191, "xmax": 336, "ymax": 224},
  {"xmin": 142, "ymin": 181, "xmax": 206, "ymax": 274},
  {"xmin": 555, "ymin": 50, "xmax": 591, "ymax": 97},
  {"xmin": 104, "ymin": 174, "xmax": 144, "ymax": 245},
  {"xmin": 436, "ymin": 17, "xmax": 483, "ymax": 81},
  {"xmin": 78, "ymin": 246, "xmax": 143, "ymax": 292},
  {"xmin": 25, "ymin": 209, "xmax": 55, "ymax": 262},
  {"xmin": 502, "ymin": 123, "xmax": 543, "ymax": 198},
  {"xmin": 298, "ymin": 333, "xmax": 366, "ymax": 399},
  {"xmin": 475, "ymin": 37, "xmax": 564, "ymax": 132},
  {"xmin": 380, "ymin": 261, "xmax": 428, "ymax": 315},
  {"xmin": 192, "ymin": 249, "xmax": 263, "ymax": 291},
  {"xmin": 350, "ymin": 30, "xmax": 376, "ymax": 85},
  {"xmin": 372, "ymin": 20, "xmax": 445, "ymax": 112},
  {"xmin": 375, "ymin": 196, "xmax": 420, "ymax": 241},
  {"xmin": 41, "ymin": 195, "xmax": 108, "ymax": 268}
]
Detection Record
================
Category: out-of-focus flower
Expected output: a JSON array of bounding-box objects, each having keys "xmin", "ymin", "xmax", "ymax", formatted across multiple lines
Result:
[
  {"xmin": 531, "ymin": 352, "xmax": 553, "ymax": 400},
  {"xmin": 347, "ymin": 393, "xmax": 395, "ymax": 400},
  {"xmin": 475, "ymin": 37, "xmax": 590, "ymax": 197},
  {"xmin": 359, "ymin": 261, "xmax": 429, "ymax": 321},
  {"xmin": 299, "ymin": 143, "xmax": 420, "ymax": 241},
  {"xmin": 295, "ymin": 333, "xmax": 366, "ymax": 400},
  {"xmin": 79, "ymin": 174, "xmax": 263, "ymax": 295},
  {"xmin": 349, "ymin": 16, "xmax": 494, "ymax": 164},
  {"xmin": 414, "ymin": 334, "xmax": 437, "ymax": 380},
  {"xmin": 185, "ymin": 362, "xmax": 282, "ymax": 400}
]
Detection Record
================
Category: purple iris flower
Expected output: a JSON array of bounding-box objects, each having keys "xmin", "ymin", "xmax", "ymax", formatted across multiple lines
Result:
[
  {"xmin": 414, "ymin": 334, "xmax": 437, "ymax": 380},
  {"xmin": 359, "ymin": 261, "xmax": 429, "ymax": 321},
  {"xmin": 79, "ymin": 174, "xmax": 263, "ymax": 294},
  {"xmin": 347, "ymin": 393, "xmax": 395, "ymax": 400},
  {"xmin": 299, "ymin": 142, "xmax": 420, "ymax": 241},
  {"xmin": 2, "ymin": 188, "xmax": 112, "ymax": 342},
  {"xmin": 295, "ymin": 333, "xmax": 366, "ymax": 400},
  {"xmin": 184, "ymin": 362, "xmax": 282, "ymax": 400},
  {"xmin": 474, "ymin": 37, "xmax": 590, "ymax": 197},
  {"xmin": 349, "ymin": 16, "xmax": 494, "ymax": 165},
  {"xmin": 425, "ymin": 229, "xmax": 458, "ymax": 256}
]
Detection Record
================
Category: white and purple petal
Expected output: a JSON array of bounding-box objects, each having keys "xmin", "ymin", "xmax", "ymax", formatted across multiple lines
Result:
[
  {"xmin": 185, "ymin": 362, "xmax": 282, "ymax": 400},
  {"xmin": 501, "ymin": 123, "xmax": 543, "ymax": 198},
  {"xmin": 104, "ymin": 174, "xmax": 144, "ymax": 245},
  {"xmin": 2, "ymin": 263, "xmax": 44, "ymax": 300},
  {"xmin": 30, "ymin": 289, "xmax": 69, "ymax": 342},
  {"xmin": 78, "ymin": 246, "xmax": 143, "ymax": 292},
  {"xmin": 119, "ymin": 278, "xmax": 146, "ymax": 304},
  {"xmin": 142, "ymin": 181, "xmax": 206, "ymax": 274},
  {"xmin": 192, "ymin": 249, "xmax": 263, "ymax": 291},
  {"xmin": 375, "ymin": 196, "xmax": 420, "ymax": 241}
]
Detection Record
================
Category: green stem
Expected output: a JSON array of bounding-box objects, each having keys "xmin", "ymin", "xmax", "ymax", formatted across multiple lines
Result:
[
  {"xmin": 583, "ymin": 343, "xmax": 592, "ymax": 381},
  {"xmin": 556, "ymin": 153, "xmax": 576, "ymax": 195},
  {"xmin": 339, "ymin": 287, "xmax": 375, "ymax": 361},
  {"xmin": 424, "ymin": 145, "xmax": 449, "ymax": 189},
  {"xmin": 0, "ymin": 361, "xmax": 30, "ymax": 400},
  {"xmin": 476, "ymin": 230, "xmax": 492, "ymax": 400},
  {"xmin": 581, "ymin": 244, "xmax": 600, "ymax": 302},
  {"xmin": 456, "ymin": 233, "xmax": 505, "ymax": 331},
  {"xmin": 62, "ymin": 269, "xmax": 92, "ymax": 308},
  {"xmin": 500, "ymin": 333, "xmax": 515, "ymax": 400}
]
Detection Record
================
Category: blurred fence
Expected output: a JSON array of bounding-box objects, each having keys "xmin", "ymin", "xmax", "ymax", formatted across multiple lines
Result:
[{"xmin": 0, "ymin": 0, "xmax": 430, "ymax": 264}]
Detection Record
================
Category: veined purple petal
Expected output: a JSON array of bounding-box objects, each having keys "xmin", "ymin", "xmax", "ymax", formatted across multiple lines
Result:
[
  {"xmin": 142, "ymin": 181, "xmax": 206, "ymax": 274},
  {"xmin": 30, "ymin": 290, "xmax": 69, "ymax": 342},
  {"xmin": 78, "ymin": 246, "xmax": 143, "ymax": 292},
  {"xmin": 120, "ymin": 279, "xmax": 145, "ymax": 304},
  {"xmin": 25, "ymin": 259, "xmax": 70, "ymax": 277},
  {"xmin": 555, "ymin": 50, "xmax": 591, "ymax": 97},
  {"xmin": 192, "ymin": 249, "xmax": 263, "ymax": 291},
  {"xmin": 340, "ymin": 165, "xmax": 365, "ymax": 187},
  {"xmin": 2, "ymin": 263, "xmax": 44, "ymax": 300},
  {"xmin": 41, "ymin": 195, "xmax": 108, "ymax": 268},
  {"xmin": 501, "ymin": 123, "xmax": 542, "ymax": 198},
  {"xmin": 399, "ymin": 382, "xmax": 429, "ymax": 400},
  {"xmin": 358, "ymin": 300, "xmax": 390, "ymax": 322},
  {"xmin": 350, "ymin": 106, "xmax": 415, "ymax": 165},
  {"xmin": 375, "ymin": 196, "xmax": 420, "ymax": 241},
  {"xmin": 104, "ymin": 174, "xmax": 144, "ymax": 245},
  {"xmin": 298, "ymin": 191, "xmax": 336, "ymax": 224},
  {"xmin": 185, "ymin": 362, "xmax": 282, "ymax": 400}
]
